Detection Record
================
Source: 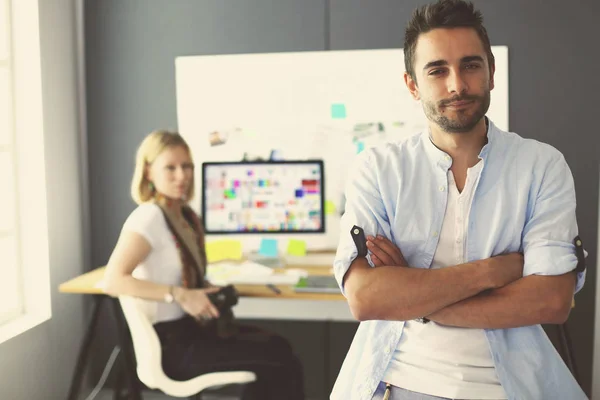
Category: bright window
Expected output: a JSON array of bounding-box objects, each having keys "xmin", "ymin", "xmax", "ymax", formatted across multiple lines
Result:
[
  {"xmin": 0, "ymin": 0, "xmax": 51, "ymax": 343},
  {"xmin": 0, "ymin": 0, "xmax": 23, "ymax": 326}
]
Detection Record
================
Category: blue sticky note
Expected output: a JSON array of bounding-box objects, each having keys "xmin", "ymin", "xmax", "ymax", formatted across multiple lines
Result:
[
  {"xmin": 258, "ymin": 238, "xmax": 279, "ymax": 257},
  {"xmin": 356, "ymin": 141, "xmax": 365, "ymax": 154},
  {"xmin": 331, "ymin": 103, "xmax": 347, "ymax": 119}
]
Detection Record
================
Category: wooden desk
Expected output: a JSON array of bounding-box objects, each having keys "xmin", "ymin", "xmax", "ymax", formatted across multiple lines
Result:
[{"xmin": 59, "ymin": 264, "xmax": 346, "ymax": 301}]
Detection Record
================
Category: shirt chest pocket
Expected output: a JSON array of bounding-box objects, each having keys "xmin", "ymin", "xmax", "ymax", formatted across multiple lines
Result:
[
  {"xmin": 388, "ymin": 205, "xmax": 434, "ymax": 268},
  {"xmin": 468, "ymin": 185, "xmax": 528, "ymax": 257}
]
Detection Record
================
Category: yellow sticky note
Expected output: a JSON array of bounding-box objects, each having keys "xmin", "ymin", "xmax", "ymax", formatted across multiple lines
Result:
[
  {"xmin": 287, "ymin": 239, "xmax": 307, "ymax": 256},
  {"xmin": 224, "ymin": 240, "xmax": 243, "ymax": 260},
  {"xmin": 206, "ymin": 240, "xmax": 243, "ymax": 263},
  {"xmin": 325, "ymin": 200, "xmax": 336, "ymax": 215},
  {"xmin": 205, "ymin": 242, "xmax": 221, "ymax": 263}
]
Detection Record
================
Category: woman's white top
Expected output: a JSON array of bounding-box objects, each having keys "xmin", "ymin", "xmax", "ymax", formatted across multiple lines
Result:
[{"xmin": 122, "ymin": 203, "xmax": 186, "ymax": 324}]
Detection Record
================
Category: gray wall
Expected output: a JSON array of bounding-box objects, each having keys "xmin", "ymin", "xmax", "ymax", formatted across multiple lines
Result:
[
  {"xmin": 84, "ymin": 0, "xmax": 599, "ymax": 397},
  {"xmin": 0, "ymin": 0, "xmax": 87, "ymax": 399}
]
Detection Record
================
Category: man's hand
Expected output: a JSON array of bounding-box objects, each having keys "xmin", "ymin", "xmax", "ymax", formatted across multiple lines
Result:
[
  {"xmin": 366, "ymin": 235, "xmax": 408, "ymax": 267},
  {"xmin": 486, "ymin": 253, "xmax": 524, "ymax": 289}
]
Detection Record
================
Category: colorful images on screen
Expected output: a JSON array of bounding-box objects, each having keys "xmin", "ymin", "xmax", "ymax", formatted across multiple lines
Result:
[{"xmin": 204, "ymin": 163, "xmax": 323, "ymax": 233}]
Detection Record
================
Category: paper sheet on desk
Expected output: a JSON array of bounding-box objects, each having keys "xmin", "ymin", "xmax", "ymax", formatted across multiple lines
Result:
[{"xmin": 206, "ymin": 261, "xmax": 301, "ymax": 286}]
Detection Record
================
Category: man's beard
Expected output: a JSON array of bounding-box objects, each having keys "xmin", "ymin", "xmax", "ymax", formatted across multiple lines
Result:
[{"xmin": 423, "ymin": 90, "xmax": 490, "ymax": 134}]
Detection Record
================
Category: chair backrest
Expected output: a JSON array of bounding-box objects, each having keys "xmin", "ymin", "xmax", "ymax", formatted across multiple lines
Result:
[
  {"xmin": 118, "ymin": 295, "xmax": 168, "ymax": 387},
  {"xmin": 118, "ymin": 295, "xmax": 258, "ymax": 398}
]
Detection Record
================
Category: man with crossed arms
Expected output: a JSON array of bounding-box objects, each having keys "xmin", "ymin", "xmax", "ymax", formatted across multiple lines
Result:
[{"xmin": 331, "ymin": 1, "xmax": 587, "ymax": 399}]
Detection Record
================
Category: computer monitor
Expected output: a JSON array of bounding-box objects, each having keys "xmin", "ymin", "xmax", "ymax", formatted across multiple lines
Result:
[{"xmin": 201, "ymin": 160, "xmax": 325, "ymax": 234}]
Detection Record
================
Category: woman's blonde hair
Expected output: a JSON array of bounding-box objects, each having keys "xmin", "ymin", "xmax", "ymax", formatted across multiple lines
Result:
[{"xmin": 130, "ymin": 130, "xmax": 195, "ymax": 204}]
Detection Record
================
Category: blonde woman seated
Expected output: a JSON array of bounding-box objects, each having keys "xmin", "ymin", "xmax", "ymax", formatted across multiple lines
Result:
[{"xmin": 103, "ymin": 130, "xmax": 305, "ymax": 400}]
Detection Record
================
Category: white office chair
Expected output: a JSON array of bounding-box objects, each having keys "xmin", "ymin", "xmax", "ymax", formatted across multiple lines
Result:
[{"xmin": 118, "ymin": 295, "xmax": 257, "ymax": 398}]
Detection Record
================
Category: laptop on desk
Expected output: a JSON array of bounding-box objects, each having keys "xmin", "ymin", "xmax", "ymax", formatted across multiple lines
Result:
[{"xmin": 293, "ymin": 275, "xmax": 341, "ymax": 294}]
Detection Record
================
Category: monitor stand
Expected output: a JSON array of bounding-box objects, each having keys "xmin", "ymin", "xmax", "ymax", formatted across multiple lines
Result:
[
  {"xmin": 246, "ymin": 253, "xmax": 285, "ymax": 269},
  {"xmin": 247, "ymin": 251, "xmax": 336, "ymax": 268}
]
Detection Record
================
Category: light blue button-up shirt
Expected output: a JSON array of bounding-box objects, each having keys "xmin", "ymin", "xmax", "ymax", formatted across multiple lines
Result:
[{"xmin": 332, "ymin": 119, "xmax": 587, "ymax": 400}]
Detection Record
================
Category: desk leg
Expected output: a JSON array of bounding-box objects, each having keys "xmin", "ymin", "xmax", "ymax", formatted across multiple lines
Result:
[
  {"xmin": 110, "ymin": 298, "xmax": 142, "ymax": 400},
  {"xmin": 67, "ymin": 295, "xmax": 104, "ymax": 400}
]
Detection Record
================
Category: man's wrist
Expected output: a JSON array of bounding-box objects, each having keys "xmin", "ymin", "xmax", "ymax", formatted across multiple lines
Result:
[
  {"xmin": 481, "ymin": 258, "xmax": 502, "ymax": 290},
  {"xmin": 468, "ymin": 259, "xmax": 497, "ymax": 291}
]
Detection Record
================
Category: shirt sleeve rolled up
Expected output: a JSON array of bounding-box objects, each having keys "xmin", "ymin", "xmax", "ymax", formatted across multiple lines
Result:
[
  {"xmin": 521, "ymin": 152, "xmax": 586, "ymax": 294},
  {"xmin": 333, "ymin": 150, "xmax": 393, "ymax": 296}
]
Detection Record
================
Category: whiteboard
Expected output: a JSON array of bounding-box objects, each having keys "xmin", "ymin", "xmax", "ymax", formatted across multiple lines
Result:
[{"xmin": 175, "ymin": 47, "xmax": 508, "ymax": 251}]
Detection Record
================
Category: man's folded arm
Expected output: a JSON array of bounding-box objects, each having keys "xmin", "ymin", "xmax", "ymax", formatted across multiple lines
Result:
[
  {"xmin": 343, "ymin": 257, "xmax": 509, "ymax": 322},
  {"xmin": 428, "ymin": 150, "xmax": 585, "ymax": 329},
  {"xmin": 335, "ymin": 149, "xmax": 523, "ymax": 322},
  {"xmin": 426, "ymin": 271, "xmax": 576, "ymax": 329},
  {"xmin": 333, "ymin": 150, "xmax": 498, "ymax": 321}
]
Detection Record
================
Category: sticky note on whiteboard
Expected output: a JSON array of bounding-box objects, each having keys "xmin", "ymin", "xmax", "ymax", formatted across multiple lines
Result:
[
  {"xmin": 258, "ymin": 238, "xmax": 279, "ymax": 257},
  {"xmin": 325, "ymin": 200, "xmax": 336, "ymax": 215},
  {"xmin": 206, "ymin": 240, "xmax": 243, "ymax": 263},
  {"xmin": 287, "ymin": 239, "xmax": 307, "ymax": 256},
  {"xmin": 356, "ymin": 141, "xmax": 365, "ymax": 154},
  {"xmin": 331, "ymin": 103, "xmax": 347, "ymax": 119}
]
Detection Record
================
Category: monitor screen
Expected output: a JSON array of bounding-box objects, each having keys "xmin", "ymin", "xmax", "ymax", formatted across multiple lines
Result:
[{"xmin": 202, "ymin": 160, "xmax": 325, "ymax": 234}]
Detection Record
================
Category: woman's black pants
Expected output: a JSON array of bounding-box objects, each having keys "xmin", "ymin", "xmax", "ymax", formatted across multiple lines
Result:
[{"xmin": 154, "ymin": 316, "xmax": 305, "ymax": 400}]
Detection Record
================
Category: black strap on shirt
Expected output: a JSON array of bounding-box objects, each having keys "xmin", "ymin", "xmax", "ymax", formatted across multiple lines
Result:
[
  {"xmin": 351, "ymin": 225, "xmax": 368, "ymax": 257},
  {"xmin": 574, "ymin": 236, "xmax": 586, "ymax": 273}
]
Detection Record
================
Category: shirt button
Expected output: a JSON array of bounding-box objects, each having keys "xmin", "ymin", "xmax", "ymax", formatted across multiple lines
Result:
[
  {"xmin": 385, "ymin": 347, "xmax": 391, "ymax": 355},
  {"xmin": 433, "ymin": 231, "xmax": 439, "ymax": 237},
  {"xmin": 445, "ymin": 155, "xmax": 451, "ymax": 161},
  {"xmin": 439, "ymin": 186, "xmax": 445, "ymax": 192}
]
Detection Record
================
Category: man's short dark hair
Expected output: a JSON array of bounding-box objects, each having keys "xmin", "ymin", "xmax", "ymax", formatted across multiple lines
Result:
[{"xmin": 404, "ymin": 0, "xmax": 495, "ymax": 83}]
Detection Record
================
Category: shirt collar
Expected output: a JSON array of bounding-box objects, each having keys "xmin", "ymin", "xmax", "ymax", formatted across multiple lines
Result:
[{"xmin": 422, "ymin": 117, "xmax": 497, "ymax": 169}]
